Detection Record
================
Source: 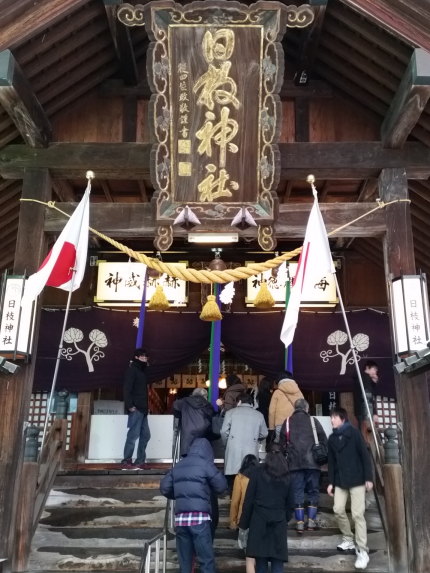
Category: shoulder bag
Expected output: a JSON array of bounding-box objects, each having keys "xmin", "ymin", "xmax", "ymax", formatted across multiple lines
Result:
[{"xmin": 310, "ymin": 416, "xmax": 328, "ymax": 466}]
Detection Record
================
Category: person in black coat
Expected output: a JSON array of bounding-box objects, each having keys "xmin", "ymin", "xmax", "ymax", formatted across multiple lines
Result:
[
  {"xmin": 173, "ymin": 387, "xmax": 215, "ymax": 457},
  {"xmin": 239, "ymin": 443, "xmax": 294, "ymax": 573},
  {"xmin": 121, "ymin": 348, "xmax": 152, "ymax": 469},
  {"xmin": 327, "ymin": 407, "xmax": 373, "ymax": 570},
  {"xmin": 256, "ymin": 376, "xmax": 274, "ymax": 427},
  {"xmin": 160, "ymin": 438, "xmax": 227, "ymax": 573},
  {"xmin": 279, "ymin": 398, "xmax": 327, "ymax": 532}
]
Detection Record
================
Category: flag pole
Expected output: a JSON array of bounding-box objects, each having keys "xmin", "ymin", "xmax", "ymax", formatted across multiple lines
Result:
[
  {"xmin": 38, "ymin": 172, "xmax": 93, "ymax": 460},
  {"xmin": 333, "ymin": 274, "xmax": 383, "ymax": 464},
  {"xmin": 306, "ymin": 175, "xmax": 382, "ymax": 464}
]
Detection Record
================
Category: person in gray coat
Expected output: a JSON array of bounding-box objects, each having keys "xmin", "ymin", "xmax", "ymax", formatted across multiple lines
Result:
[{"xmin": 221, "ymin": 392, "xmax": 268, "ymax": 492}]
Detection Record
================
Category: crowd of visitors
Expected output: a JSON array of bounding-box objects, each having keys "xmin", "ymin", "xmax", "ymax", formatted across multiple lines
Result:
[{"xmin": 153, "ymin": 365, "xmax": 375, "ymax": 572}]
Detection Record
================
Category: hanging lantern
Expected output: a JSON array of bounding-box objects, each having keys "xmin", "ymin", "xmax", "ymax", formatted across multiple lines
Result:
[{"xmin": 254, "ymin": 280, "xmax": 275, "ymax": 309}]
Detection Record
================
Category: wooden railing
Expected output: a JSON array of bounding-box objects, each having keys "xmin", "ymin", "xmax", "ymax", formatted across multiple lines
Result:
[
  {"xmin": 369, "ymin": 427, "xmax": 408, "ymax": 573},
  {"xmin": 12, "ymin": 419, "xmax": 67, "ymax": 572}
]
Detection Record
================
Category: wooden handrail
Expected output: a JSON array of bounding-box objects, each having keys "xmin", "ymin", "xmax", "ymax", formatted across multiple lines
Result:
[
  {"xmin": 12, "ymin": 419, "xmax": 67, "ymax": 572},
  {"xmin": 369, "ymin": 427, "xmax": 408, "ymax": 573}
]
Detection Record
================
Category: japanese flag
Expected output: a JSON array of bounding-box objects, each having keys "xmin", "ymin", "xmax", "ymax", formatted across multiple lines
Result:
[
  {"xmin": 280, "ymin": 196, "xmax": 335, "ymax": 348},
  {"xmin": 21, "ymin": 183, "xmax": 90, "ymax": 307}
]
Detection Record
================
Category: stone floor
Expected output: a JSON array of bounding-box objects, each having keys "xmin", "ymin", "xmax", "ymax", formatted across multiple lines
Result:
[{"xmin": 27, "ymin": 469, "xmax": 389, "ymax": 573}]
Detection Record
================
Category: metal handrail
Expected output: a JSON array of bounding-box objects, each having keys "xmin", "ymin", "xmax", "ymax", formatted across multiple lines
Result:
[{"xmin": 137, "ymin": 428, "xmax": 181, "ymax": 573}]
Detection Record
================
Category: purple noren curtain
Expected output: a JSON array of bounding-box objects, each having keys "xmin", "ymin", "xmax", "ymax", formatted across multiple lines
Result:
[
  {"xmin": 34, "ymin": 307, "xmax": 395, "ymax": 398},
  {"xmin": 34, "ymin": 309, "xmax": 210, "ymax": 392},
  {"xmin": 221, "ymin": 310, "xmax": 395, "ymax": 397}
]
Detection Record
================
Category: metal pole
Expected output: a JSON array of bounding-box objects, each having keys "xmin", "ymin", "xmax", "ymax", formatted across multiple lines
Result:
[
  {"xmin": 38, "ymin": 173, "xmax": 92, "ymax": 460},
  {"xmin": 38, "ymin": 283, "xmax": 75, "ymax": 459},
  {"xmin": 334, "ymin": 274, "xmax": 383, "ymax": 464}
]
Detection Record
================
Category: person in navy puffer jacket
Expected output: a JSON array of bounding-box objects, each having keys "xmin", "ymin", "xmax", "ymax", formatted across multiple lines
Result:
[{"xmin": 160, "ymin": 438, "xmax": 227, "ymax": 573}]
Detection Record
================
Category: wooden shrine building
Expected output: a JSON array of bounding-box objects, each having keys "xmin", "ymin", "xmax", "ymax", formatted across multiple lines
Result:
[{"xmin": 0, "ymin": 1, "xmax": 430, "ymax": 572}]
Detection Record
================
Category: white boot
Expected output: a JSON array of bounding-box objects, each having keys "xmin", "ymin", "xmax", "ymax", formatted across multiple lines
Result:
[{"xmin": 355, "ymin": 549, "xmax": 369, "ymax": 570}]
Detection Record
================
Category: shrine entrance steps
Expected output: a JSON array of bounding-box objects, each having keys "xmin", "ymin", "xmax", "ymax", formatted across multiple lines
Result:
[{"xmin": 26, "ymin": 467, "xmax": 389, "ymax": 573}]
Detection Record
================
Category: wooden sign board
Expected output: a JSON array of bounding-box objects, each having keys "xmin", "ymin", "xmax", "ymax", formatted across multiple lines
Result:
[
  {"xmin": 120, "ymin": 1, "xmax": 289, "ymax": 251},
  {"xmin": 94, "ymin": 261, "xmax": 188, "ymax": 306}
]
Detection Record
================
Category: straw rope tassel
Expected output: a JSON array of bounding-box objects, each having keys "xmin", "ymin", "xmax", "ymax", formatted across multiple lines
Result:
[
  {"xmin": 200, "ymin": 294, "xmax": 222, "ymax": 321},
  {"xmin": 254, "ymin": 280, "xmax": 275, "ymax": 308},
  {"xmin": 148, "ymin": 284, "xmax": 170, "ymax": 311}
]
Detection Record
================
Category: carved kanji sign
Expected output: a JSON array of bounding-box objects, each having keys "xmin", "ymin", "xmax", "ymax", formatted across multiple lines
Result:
[{"xmin": 118, "ymin": 1, "xmax": 313, "ymax": 250}]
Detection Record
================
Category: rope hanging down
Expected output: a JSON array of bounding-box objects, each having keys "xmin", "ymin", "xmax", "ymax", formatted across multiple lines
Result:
[{"xmin": 20, "ymin": 197, "xmax": 410, "ymax": 285}]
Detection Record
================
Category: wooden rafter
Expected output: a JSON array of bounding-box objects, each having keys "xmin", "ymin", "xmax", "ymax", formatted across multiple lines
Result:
[
  {"xmin": 0, "ymin": 0, "xmax": 89, "ymax": 52},
  {"xmin": 137, "ymin": 180, "xmax": 148, "ymax": 202},
  {"xmin": 101, "ymin": 180, "xmax": 113, "ymax": 202},
  {"xmin": 0, "ymin": 50, "xmax": 52, "ymax": 147},
  {"xmin": 51, "ymin": 179, "xmax": 75, "ymax": 202},
  {"xmin": 339, "ymin": 0, "xmax": 430, "ymax": 53},
  {"xmin": 292, "ymin": 0, "xmax": 328, "ymax": 86},
  {"xmin": 381, "ymin": 49, "xmax": 430, "ymax": 148},
  {"xmin": 104, "ymin": 1, "xmax": 139, "ymax": 85}
]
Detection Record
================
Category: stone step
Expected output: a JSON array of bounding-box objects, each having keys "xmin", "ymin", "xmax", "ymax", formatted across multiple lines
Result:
[
  {"xmin": 28, "ymin": 543, "xmax": 389, "ymax": 572},
  {"xmin": 28, "ymin": 472, "xmax": 388, "ymax": 573}
]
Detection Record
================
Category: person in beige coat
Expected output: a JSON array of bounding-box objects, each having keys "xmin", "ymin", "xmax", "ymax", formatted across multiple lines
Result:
[{"xmin": 268, "ymin": 372, "xmax": 304, "ymax": 442}]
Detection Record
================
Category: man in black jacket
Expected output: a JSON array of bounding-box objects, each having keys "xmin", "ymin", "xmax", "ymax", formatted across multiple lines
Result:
[
  {"xmin": 327, "ymin": 407, "xmax": 373, "ymax": 570},
  {"xmin": 121, "ymin": 348, "xmax": 151, "ymax": 469},
  {"xmin": 160, "ymin": 438, "xmax": 227, "ymax": 573},
  {"xmin": 173, "ymin": 388, "xmax": 215, "ymax": 457}
]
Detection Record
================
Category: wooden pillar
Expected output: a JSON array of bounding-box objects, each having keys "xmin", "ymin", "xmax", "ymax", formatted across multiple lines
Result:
[
  {"xmin": 67, "ymin": 392, "xmax": 92, "ymax": 465},
  {"xmin": 0, "ymin": 170, "xmax": 51, "ymax": 564},
  {"xmin": 379, "ymin": 168, "xmax": 430, "ymax": 573}
]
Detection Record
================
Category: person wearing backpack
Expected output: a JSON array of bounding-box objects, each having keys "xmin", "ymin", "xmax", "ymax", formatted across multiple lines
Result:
[{"xmin": 279, "ymin": 398, "xmax": 327, "ymax": 533}]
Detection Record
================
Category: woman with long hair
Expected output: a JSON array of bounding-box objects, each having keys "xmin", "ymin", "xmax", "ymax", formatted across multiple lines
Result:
[
  {"xmin": 239, "ymin": 444, "xmax": 294, "ymax": 573},
  {"xmin": 230, "ymin": 454, "xmax": 259, "ymax": 573}
]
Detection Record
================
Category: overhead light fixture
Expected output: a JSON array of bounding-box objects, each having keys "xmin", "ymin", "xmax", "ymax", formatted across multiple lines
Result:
[
  {"xmin": 187, "ymin": 232, "xmax": 239, "ymax": 244},
  {"xmin": 0, "ymin": 357, "xmax": 20, "ymax": 375}
]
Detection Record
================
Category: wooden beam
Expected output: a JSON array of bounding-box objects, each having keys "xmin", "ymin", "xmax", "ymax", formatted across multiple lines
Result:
[
  {"xmin": 0, "ymin": 0, "xmax": 89, "ymax": 52},
  {"xmin": 382, "ymin": 49, "xmax": 430, "ymax": 148},
  {"xmin": 104, "ymin": 1, "xmax": 139, "ymax": 86},
  {"xmin": 0, "ymin": 50, "xmax": 51, "ymax": 147},
  {"xmin": 100, "ymin": 77, "xmax": 334, "ymax": 100},
  {"xmin": 0, "ymin": 143, "xmax": 151, "ymax": 179},
  {"xmin": 3, "ymin": 142, "xmax": 430, "ymax": 180},
  {"xmin": 339, "ymin": 0, "xmax": 430, "ymax": 53},
  {"xmin": 44, "ymin": 201, "xmax": 385, "ymax": 238}
]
